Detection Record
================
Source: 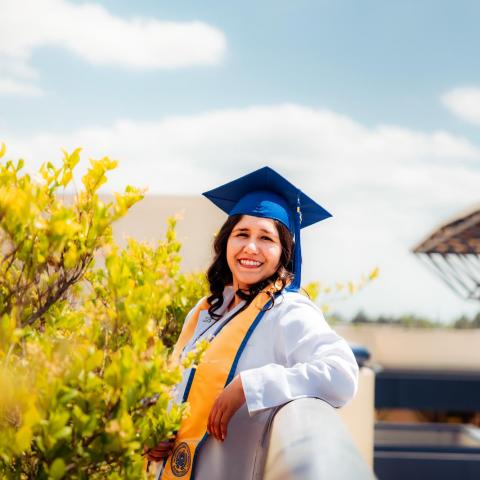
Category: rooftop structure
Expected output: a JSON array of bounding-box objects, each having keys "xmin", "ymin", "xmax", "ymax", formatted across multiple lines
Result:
[{"xmin": 412, "ymin": 203, "xmax": 480, "ymax": 300}]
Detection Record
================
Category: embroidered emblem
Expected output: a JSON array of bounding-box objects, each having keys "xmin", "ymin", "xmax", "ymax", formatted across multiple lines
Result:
[
  {"xmin": 200, "ymin": 311, "xmax": 213, "ymax": 323},
  {"xmin": 171, "ymin": 442, "xmax": 191, "ymax": 477}
]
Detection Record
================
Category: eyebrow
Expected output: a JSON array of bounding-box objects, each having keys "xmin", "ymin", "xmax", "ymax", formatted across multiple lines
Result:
[{"xmin": 234, "ymin": 227, "xmax": 278, "ymax": 236}]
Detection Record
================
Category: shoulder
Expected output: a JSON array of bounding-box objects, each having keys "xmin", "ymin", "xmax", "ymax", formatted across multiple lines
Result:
[
  {"xmin": 273, "ymin": 290, "xmax": 322, "ymax": 315},
  {"xmin": 269, "ymin": 290, "xmax": 330, "ymax": 332},
  {"xmin": 184, "ymin": 296, "xmax": 210, "ymax": 322}
]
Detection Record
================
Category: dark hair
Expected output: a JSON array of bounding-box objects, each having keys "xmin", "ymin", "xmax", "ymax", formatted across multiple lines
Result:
[{"xmin": 206, "ymin": 215, "xmax": 294, "ymax": 319}]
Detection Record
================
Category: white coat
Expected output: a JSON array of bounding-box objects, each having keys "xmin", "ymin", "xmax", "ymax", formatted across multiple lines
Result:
[{"xmin": 166, "ymin": 286, "xmax": 359, "ymax": 480}]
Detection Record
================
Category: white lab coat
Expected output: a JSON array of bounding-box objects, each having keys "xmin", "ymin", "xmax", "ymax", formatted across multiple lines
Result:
[{"xmin": 169, "ymin": 286, "xmax": 359, "ymax": 480}]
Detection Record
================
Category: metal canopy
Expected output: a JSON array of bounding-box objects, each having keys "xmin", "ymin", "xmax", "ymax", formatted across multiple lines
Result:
[{"xmin": 412, "ymin": 204, "xmax": 480, "ymax": 300}]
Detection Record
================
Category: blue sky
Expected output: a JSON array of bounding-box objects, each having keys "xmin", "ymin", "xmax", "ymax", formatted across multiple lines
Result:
[
  {"xmin": 2, "ymin": 0, "xmax": 480, "ymax": 321},
  {"xmin": 4, "ymin": 0, "xmax": 480, "ymax": 135}
]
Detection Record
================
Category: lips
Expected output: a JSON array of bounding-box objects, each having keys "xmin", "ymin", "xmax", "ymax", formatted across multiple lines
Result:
[{"xmin": 238, "ymin": 258, "xmax": 262, "ymax": 267}]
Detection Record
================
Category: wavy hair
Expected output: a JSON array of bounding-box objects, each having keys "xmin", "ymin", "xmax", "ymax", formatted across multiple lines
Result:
[{"xmin": 206, "ymin": 214, "xmax": 294, "ymax": 319}]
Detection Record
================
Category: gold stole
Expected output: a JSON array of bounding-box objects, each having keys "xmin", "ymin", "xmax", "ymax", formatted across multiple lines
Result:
[{"xmin": 161, "ymin": 290, "xmax": 274, "ymax": 480}]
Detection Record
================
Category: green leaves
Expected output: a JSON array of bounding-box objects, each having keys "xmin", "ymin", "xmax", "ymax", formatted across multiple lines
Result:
[
  {"xmin": 304, "ymin": 267, "xmax": 380, "ymax": 316},
  {"xmin": 81, "ymin": 157, "xmax": 118, "ymax": 194},
  {"xmin": 0, "ymin": 146, "xmax": 144, "ymax": 329},
  {"xmin": 0, "ymin": 146, "xmax": 205, "ymax": 478},
  {"xmin": 49, "ymin": 459, "xmax": 66, "ymax": 480}
]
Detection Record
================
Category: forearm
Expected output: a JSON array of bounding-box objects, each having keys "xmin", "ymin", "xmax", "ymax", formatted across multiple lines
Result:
[{"xmin": 240, "ymin": 353, "xmax": 358, "ymax": 414}]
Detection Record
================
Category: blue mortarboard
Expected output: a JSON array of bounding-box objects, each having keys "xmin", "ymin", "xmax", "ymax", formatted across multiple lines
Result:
[{"xmin": 202, "ymin": 166, "xmax": 332, "ymax": 291}]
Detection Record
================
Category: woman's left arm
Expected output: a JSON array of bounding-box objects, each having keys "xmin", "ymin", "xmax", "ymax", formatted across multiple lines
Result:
[
  {"xmin": 240, "ymin": 295, "xmax": 359, "ymax": 415},
  {"xmin": 207, "ymin": 295, "xmax": 359, "ymax": 439}
]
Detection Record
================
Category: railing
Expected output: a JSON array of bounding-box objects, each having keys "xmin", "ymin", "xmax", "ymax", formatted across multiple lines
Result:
[{"xmin": 254, "ymin": 397, "xmax": 375, "ymax": 480}]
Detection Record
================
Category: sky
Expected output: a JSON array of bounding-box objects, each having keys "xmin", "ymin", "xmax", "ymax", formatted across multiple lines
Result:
[{"xmin": 2, "ymin": 0, "xmax": 480, "ymax": 321}]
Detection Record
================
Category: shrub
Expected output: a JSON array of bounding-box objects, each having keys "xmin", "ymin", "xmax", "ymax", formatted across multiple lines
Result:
[{"xmin": 0, "ymin": 146, "xmax": 206, "ymax": 479}]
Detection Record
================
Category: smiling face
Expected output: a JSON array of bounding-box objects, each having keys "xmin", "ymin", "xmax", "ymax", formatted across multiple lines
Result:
[{"xmin": 226, "ymin": 215, "xmax": 282, "ymax": 291}]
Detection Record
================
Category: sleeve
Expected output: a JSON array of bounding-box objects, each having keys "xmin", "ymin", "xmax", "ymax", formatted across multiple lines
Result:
[
  {"xmin": 180, "ymin": 299, "xmax": 202, "ymax": 333},
  {"xmin": 171, "ymin": 297, "xmax": 207, "ymax": 361},
  {"xmin": 180, "ymin": 296, "xmax": 211, "ymax": 335},
  {"xmin": 239, "ymin": 295, "xmax": 359, "ymax": 415}
]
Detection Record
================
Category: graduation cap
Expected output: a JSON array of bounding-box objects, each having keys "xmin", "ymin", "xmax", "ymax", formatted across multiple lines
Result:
[{"xmin": 202, "ymin": 166, "xmax": 332, "ymax": 291}]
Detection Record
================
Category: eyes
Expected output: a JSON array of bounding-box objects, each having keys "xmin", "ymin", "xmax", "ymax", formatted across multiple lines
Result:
[{"xmin": 234, "ymin": 232, "xmax": 276, "ymax": 242}]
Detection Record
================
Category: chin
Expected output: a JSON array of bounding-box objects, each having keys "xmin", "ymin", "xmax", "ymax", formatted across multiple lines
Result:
[
  {"xmin": 237, "ymin": 275, "xmax": 268, "ymax": 288},
  {"xmin": 237, "ymin": 281, "xmax": 257, "ymax": 290}
]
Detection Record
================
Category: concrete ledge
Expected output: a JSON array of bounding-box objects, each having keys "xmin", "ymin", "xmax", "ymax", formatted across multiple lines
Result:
[{"xmin": 258, "ymin": 397, "xmax": 375, "ymax": 480}]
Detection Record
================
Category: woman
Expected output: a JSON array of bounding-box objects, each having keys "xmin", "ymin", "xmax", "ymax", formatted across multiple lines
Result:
[{"xmin": 149, "ymin": 167, "xmax": 359, "ymax": 480}]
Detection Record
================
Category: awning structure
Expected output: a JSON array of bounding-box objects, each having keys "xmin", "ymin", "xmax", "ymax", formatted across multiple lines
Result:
[{"xmin": 412, "ymin": 204, "xmax": 480, "ymax": 300}]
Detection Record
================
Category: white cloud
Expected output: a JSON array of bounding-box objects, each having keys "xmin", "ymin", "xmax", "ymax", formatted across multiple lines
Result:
[
  {"xmin": 0, "ymin": 78, "xmax": 43, "ymax": 97},
  {"xmin": 4, "ymin": 104, "xmax": 480, "ymax": 321},
  {"xmin": 0, "ymin": 0, "xmax": 226, "ymax": 95},
  {"xmin": 442, "ymin": 86, "xmax": 480, "ymax": 126}
]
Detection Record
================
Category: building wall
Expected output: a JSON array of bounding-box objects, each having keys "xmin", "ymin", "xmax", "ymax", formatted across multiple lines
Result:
[
  {"xmin": 112, "ymin": 194, "xmax": 226, "ymax": 272},
  {"xmin": 339, "ymin": 367, "xmax": 375, "ymax": 467},
  {"xmin": 336, "ymin": 324, "xmax": 480, "ymax": 371}
]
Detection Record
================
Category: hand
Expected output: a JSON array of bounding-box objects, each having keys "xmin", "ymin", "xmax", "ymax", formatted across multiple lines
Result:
[
  {"xmin": 207, "ymin": 375, "xmax": 246, "ymax": 441},
  {"xmin": 144, "ymin": 438, "xmax": 175, "ymax": 463}
]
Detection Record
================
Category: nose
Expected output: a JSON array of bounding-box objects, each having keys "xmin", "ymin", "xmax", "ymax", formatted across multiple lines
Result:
[{"xmin": 243, "ymin": 239, "xmax": 259, "ymax": 254}]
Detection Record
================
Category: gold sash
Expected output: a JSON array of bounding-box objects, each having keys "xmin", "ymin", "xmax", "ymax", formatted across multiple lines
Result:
[{"xmin": 161, "ymin": 290, "xmax": 274, "ymax": 479}]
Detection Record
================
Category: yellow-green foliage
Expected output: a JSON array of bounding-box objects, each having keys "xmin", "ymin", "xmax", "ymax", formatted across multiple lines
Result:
[
  {"xmin": 0, "ymin": 145, "xmax": 207, "ymax": 479},
  {"xmin": 304, "ymin": 267, "xmax": 379, "ymax": 315}
]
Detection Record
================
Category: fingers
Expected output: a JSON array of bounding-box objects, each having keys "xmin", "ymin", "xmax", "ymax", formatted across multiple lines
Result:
[
  {"xmin": 220, "ymin": 408, "xmax": 231, "ymax": 441},
  {"xmin": 207, "ymin": 399, "xmax": 217, "ymax": 437},
  {"xmin": 207, "ymin": 379, "xmax": 246, "ymax": 442},
  {"xmin": 146, "ymin": 451, "xmax": 169, "ymax": 462},
  {"xmin": 212, "ymin": 404, "xmax": 224, "ymax": 441},
  {"xmin": 146, "ymin": 452, "xmax": 166, "ymax": 462},
  {"xmin": 207, "ymin": 396, "xmax": 225, "ymax": 441},
  {"xmin": 144, "ymin": 440, "xmax": 174, "ymax": 462},
  {"xmin": 208, "ymin": 398, "xmax": 233, "ymax": 441},
  {"xmin": 146, "ymin": 450, "xmax": 170, "ymax": 462}
]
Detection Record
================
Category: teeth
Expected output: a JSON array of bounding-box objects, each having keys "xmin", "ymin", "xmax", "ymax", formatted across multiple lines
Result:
[{"xmin": 239, "ymin": 259, "xmax": 261, "ymax": 266}]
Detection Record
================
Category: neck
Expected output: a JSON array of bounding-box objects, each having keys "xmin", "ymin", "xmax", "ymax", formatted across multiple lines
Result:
[
  {"xmin": 229, "ymin": 282, "xmax": 248, "ymax": 310},
  {"xmin": 228, "ymin": 292, "xmax": 243, "ymax": 311}
]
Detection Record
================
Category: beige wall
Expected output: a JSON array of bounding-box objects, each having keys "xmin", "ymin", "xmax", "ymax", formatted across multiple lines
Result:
[
  {"xmin": 111, "ymin": 195, "xmax": 226, "ymax": 272},
  {"xmin": 339, "ymin": 367, "xmax": 375, "ymax": 467},
  {"xmin": 336, "ymin": 324, "xmax": 480, "ymax": 371}
]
